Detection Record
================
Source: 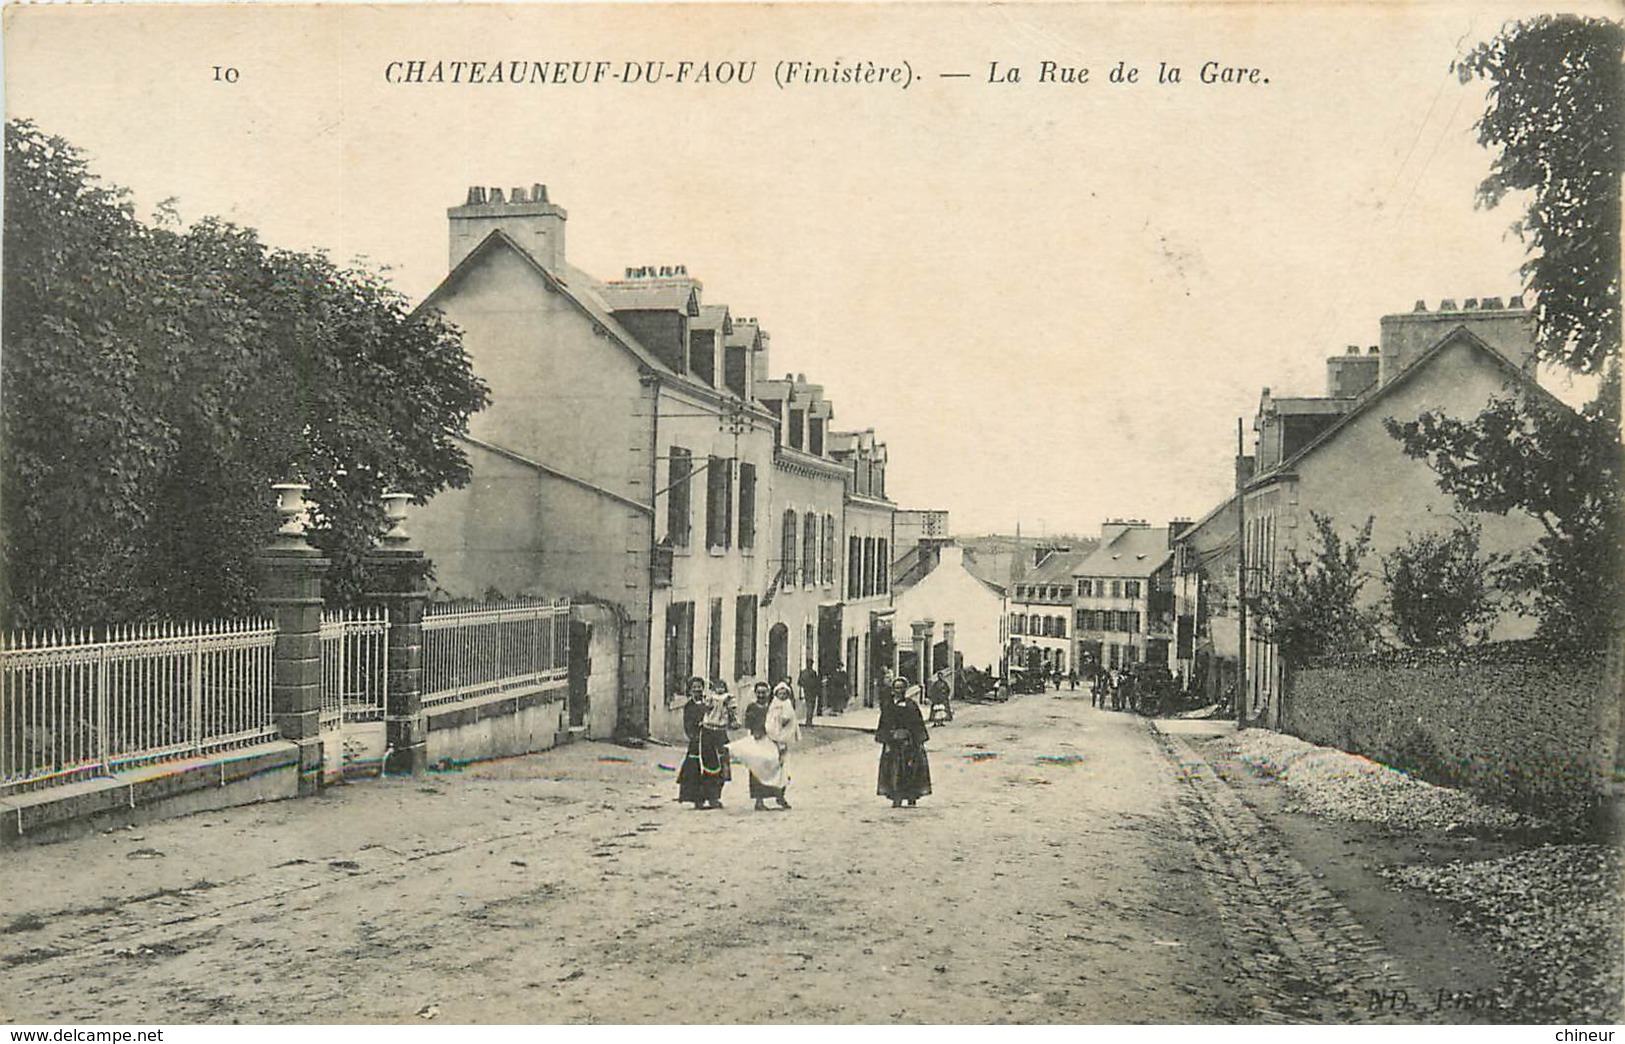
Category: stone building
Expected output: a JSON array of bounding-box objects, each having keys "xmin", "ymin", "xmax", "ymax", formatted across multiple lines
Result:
[
  {"xmin": 408, "ymin": 184, "xmax": 897, "ymax": 742},
  {"xmin": 1070, "ymin": 522, "xmax": 1177, "ymax": 674},
  {"xmin": 1234, "ymin": 297, "xmax": 1548, "ymax": 727},
  {"xmin": 1008, "ymin": 547, "xmax": 1087, "ymax": 675}
]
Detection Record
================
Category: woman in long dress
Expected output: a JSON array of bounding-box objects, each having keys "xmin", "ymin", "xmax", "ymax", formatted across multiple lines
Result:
[
  {"xmin": 734, "ymin": 681, "xmax": 791, "ymax": 811},
  {"xmin": 676, "ymin": 676, "xmax": 733, "ymax": 809},
  {"xmin": 877, "ymin": 677, "xmax": 932, "ymax": 808}
]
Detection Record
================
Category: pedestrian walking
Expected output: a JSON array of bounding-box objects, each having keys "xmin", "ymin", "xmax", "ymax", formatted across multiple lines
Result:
[
  {"xmin": 877, "ymin": 678, "xmax": 932, "ymax": 808},
  {"xmin": 1068, "ymin": 668, "xmax": 1077, "ymax": 691},
  {"xmin": 826, "ymin": 662, "xmax": 850, "ymax": 715},
  {"xmin": 927, "ymin": 667, "xmax": 953, "ymax": 724},
  {"xmin": 734, "ymin": 681, "xmax": 790, "ymax": 811},
  {"xmin": 799, "ymin": 660, "xmax": 823, "ymax": 725},
  {"xmin": 676, "ymin": 676, "xmax": 735, "ymax": 810}
]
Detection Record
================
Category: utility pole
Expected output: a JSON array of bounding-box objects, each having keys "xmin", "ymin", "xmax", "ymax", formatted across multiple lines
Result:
[{"xmin": 1236, "ymin": 417, "xmax": 1248, "ymax": 730}]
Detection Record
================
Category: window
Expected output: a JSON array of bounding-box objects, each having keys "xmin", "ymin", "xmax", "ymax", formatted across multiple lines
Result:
[
  {"xmin": 664, "ymin": 601, "xmax": 694, "ymax": 703},
  {"xmin": 667, "ymin": 447, "xmax": 692, "ymax": 549},
  {"xmin": 789, "ymin": 408, "xmax": 805, "ymax": 450},
  {"xmin": 735, "ymin": 596, "xmax": 758, "ymax": 679},
  {"xmin": 707, "ymin": 597, "xmax": 724, "ymax": 681},
  {"xmin": 1111, "ymin": 580, "xmax": 1122, "ymax": 599},
  {"xmin": 1124, "ymin": 580, "xmax": 1142, "ymax": 599},
  {"xmin": 802, "ymin": 512, "xmax": 818, "ymax": 586},
  {"xmin": 1058, "ymin": 615, "xmax": 1067, "ymax": 638},
  {"xmin": 1013, "ymin": 614, "xmax": 1027, "ymax": 635},
  {"xmin": 724, "ymin": 345, "xmax": 748, "ymax": 398},
  {"xmin": 848, "ymin": 535, "xmax": 862, "ymax": 598},
  {"xmin": 862, "ymin": 536, "xmax": 876, "ymax": 597},
  {"xmin": 877, "ymin": 539, "xmax": 887, "ymax": 591},
  {"xmin": 781, "ymin": 510, "xmax": 798, "ymax": 585},
  {"xmin": 690, "ymin": 330, "xmax": 716, "ymax": 387},
  {"xmin": 1127, "ymin": 612, "xmax": 1140, "ymax": 634},
  {"xmin": 737, "ymin": 463, "xmax": 756, "ymax": 551},
  {"xmin": 706, "ymin": 456, "xmax": 733, "ymax": 550},
  {"xmin": 809, "ymin": 418, "xmax": 825, "ymax": 456},
  {"xmin": 822, "ymin": 514, "xmax": 836, "ymax": 585},
  {"xmin": 1079, "ymin": 579, "xmax": 1093, "ymax": 597}
]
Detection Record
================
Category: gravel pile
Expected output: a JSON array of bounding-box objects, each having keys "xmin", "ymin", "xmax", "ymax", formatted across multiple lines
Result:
[
  {"xmin": 1383, "ymin": 844, "xmax": 1623, "ymax": 1022},
  {"xmin": 1233, "ymin": 729, "xmax": 1530, "ymax": 832}
]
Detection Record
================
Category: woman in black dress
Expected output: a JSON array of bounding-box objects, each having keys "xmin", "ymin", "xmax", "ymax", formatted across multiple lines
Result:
[
  {"xmin": 676, "ymin": 676, "xmax": 732, "ymax": 809},
  {"xmin": 877, "ymin": 677, "xmax": 932, "ymax": 808}
]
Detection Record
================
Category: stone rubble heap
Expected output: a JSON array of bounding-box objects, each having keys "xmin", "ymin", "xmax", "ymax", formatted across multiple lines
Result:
[
  {"xmin": 1385, "ymin": 845, "xmax": 1623, "ymax": 1023},
  {"xmin": 1232, "ymin": 729, "xmax": 1530, "ymax": 832}
]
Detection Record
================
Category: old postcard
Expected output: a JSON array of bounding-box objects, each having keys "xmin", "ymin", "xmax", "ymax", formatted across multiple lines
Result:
[{"xmin": 1, "ymin": 0, "xmax": 1620, "ymax": 1028}]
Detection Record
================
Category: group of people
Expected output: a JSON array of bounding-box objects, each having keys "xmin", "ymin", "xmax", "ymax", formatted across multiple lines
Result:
[
  {"xmin": 795, "ymin": 661, "xmax": 854, "ymax": 720},
  {"xmin": 1089, "ymin": 667, "xmax": 1139, "ymax": 712},
  {"xmin": 673, "ymin": 675, "xmax": 932, "ymax": 811}
]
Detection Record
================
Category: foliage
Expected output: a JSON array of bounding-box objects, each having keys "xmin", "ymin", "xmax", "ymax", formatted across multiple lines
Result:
[
  {"xmin": 1, "ymin": 120, "xmax": 489, "ymax": 628},
  {"xmin": 1381, "ymin": 521, "xmax": 1503, "ymax": 648},
  {"xmin": 1386, "ymin": 387, "xmax": 1622, "ymax": 649},
  {"xmin": 1389, "ymin": 17, "xmax": 1623, "ymax": 649},
  {"xmin": 1456, "ymin": 15, "xmax": 1623, "ymax": 377},
  {"xmin": 1250, "ymin": 513, "xmax": 1379, "ymax": 663}
]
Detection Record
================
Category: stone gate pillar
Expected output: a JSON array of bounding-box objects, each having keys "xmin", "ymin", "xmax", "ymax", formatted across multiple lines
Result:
[
  {"xmin": 909, "ymin": 621, "xmax": 929, "ymax": 688},
  {"xmin": 921, "ymin": 618, "xmax": 936, "ymax": 685},
  {"xmin": 366, "ymin": 493, "xmax": 429, "ymax": 776},
  {"xmin": 256, "ymin": 483, "xmax": 329, "ymax": 796},
  {"xmin": 942, "ymin": 621, "xmax": 957, "ymax": 702}
]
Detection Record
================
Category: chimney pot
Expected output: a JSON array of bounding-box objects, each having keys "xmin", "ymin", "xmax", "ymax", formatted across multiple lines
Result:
[
  {"xmin": 533, "ymin": 183, "xmax": 548, "ymax": 203},
  {"xmin": 1414, "ymin": 299, "xmax": 1428, "ymax": 312},
  {"xmin": 1368, "ymin": 345, "xmax": 1380, "ymax": 354},
  {"xmin": 625, "ymin": 267, "xmax": 636, "ymax": 279},
  {"xmin": 1346, "ymin": 345, "xmax": 1360, "ymax": 355},
  {"xmin": 1464, "ymin": 298, "xmax": 1479, "ymax": 309},
  {"xmin": 1439, "ymin": 298, "xmax": 1457, "ymax": 311},
  {"xmin": 466, "ymin": 186, "xmax": 487, "ymax": 205},
  {"xmin": 509, "ymin": 186, "xmax": 525, "ymax": 203},
  {"xmin": 1483, "ymin": 296, "xmax": 1503, "ymax": 310},
  {"xmin": 1510, "ymin": 294, "xmax": 1525, "ymax": 309},
  {"xmin": 489, "ymin": 187, "xmax": 505, "ymax": 205}
]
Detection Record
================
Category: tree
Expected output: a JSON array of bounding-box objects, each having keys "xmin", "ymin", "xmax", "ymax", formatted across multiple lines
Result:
[
  {"xmin": 1387, "ymin": 389, "xmax": 1622, "ymax": 649},
  {"xmin": 1381, "ymin": 521, "xmax": 1502, "ymax": 648},
  {"xmin": 1, "ymin": 120, "xmax": 489, "ymax": 628},
  {"xmin": 1390, "ymin": 17, "xmax": 1623, "ymax": 649},
  {"xmin": 1457, "ymin": 15, "xmax": 1623, "ymax": 376},
  {"xmin": 1251, "ymin": 513, "xmax": 1379, "ymax": 663}
]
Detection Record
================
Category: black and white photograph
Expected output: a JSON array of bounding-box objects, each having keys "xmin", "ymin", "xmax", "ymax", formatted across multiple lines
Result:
[{"xmin": 0, "ymin": 0, "xmax": 1620, "ymax": 1028}]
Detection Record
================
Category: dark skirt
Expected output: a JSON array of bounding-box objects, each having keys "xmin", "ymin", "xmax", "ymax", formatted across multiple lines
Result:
[
  {"xmin": 748, "ymin": 775, "xmax": 785, "ymax": 799},
  {"xmin": 877, "ymin": 740, "xmax": 932, "ymax": 800},
  {"xmin": 677, "ymin": 726, "xmax": 731, "ymax": 804}
]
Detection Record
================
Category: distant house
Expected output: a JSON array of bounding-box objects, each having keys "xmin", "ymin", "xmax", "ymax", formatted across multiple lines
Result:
[
  {"xmin": 891, "ymin": 544, "xmax": 1008, "ymax": 676},
  {"xmin": 1008, "ymin": 547, "xmax": 1088, "ymax": 675},
  {"xmin": 1234, "ymin": 297, "xmax": 1549, "ymax": 727},
  {"xmin": 1070, "ymin": 522, "xmax": 1178, "ymax": 674}
]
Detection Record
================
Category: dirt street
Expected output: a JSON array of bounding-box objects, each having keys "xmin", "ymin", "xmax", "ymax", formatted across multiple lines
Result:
[{"xmin": 1, "ymin": 692, "xmax": 1460, "ymax": 1024}]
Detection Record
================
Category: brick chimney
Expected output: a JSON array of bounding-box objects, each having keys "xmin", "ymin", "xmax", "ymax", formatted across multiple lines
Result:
[{"xmin": 448, "ymin": 183, "xmax": 567, "ymax": 271}]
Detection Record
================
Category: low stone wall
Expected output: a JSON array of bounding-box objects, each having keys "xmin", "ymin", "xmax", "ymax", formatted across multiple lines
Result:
[
  {"xmin": 0, "ymin": 741, "xmax": 301, "ymax": 845},
  {"xmin": 424, "ymin": 685, "xmax": 568, "ymax": 768},
  {"xmin": 1282, "ymin": 642, "xmax": 1617, "ymax": 827}
]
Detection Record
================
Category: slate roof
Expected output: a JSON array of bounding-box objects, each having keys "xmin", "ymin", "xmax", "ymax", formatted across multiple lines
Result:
[
  {"xmin": 1074, "ymin": 527, "xmax": 1172, "ymax": 579},
  {"xmin": 1251, "ymin": 325, "xmax": 1562, "ymax": 487},
  {"xmin": 598, "ymin": 281, "xmax": 700, "ymax": 316}
]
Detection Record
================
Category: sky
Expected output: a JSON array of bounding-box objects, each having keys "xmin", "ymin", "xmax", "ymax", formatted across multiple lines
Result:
[{"xmin": 4, "ymin": 1, "xmax": 1608, "ymax": 536}]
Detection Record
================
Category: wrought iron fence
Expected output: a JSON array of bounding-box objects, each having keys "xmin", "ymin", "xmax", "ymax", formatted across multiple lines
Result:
[
  {"xmin": 421, "ymin": 599, "xmax": 570, "ymax": 709},
  {"xmin": 320, "ymin": 607, "xmax": 390, "ymax": 730},
  {"xmin": 0, "ymin": 620, "xmax": 277, "ymax": 795}
]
